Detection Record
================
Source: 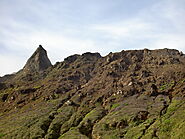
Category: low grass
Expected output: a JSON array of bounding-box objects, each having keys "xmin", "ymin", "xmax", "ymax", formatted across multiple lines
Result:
[
  {"xmin": 111, "ymin": 104, "xmax": 120, "ymax": 109},
  {"xmin": 0, "ymin": 133, "xmax": 5, "ymax": 138}
]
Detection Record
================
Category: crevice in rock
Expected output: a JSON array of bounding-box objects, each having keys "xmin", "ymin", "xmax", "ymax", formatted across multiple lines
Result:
[
  {"xmin": 41, "ymin": 115, "xmax": 56, "ymax": 135},
  {"xmin": 138, "ymin": 118, "xmax": 156, "ymax": 139},
  {"xmin": 77, "ymin": 108, "xmax": 107, "ymax": 139},
  {"xmin": 159, "ymin": 102, "xmax": 169, "ymax": 116},
  {"xmin": 151, "ymin": 128, "xmax": 159, "ymax": 139}
]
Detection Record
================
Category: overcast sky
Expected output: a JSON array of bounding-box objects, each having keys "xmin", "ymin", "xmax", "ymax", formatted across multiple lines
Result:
[{"xmin": 0, "ymin": 0, "xmax": 185, "ymax": 76}]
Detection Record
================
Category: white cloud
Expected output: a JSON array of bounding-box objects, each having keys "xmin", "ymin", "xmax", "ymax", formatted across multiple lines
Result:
[
  {"xmin": 92, "ymin": 19, "xmax": 152, "ymax": 40},
  {"xmin": 0, "ymin": 54, "xmax": 23, "ymax": 76},
  {"xmin": 149, "ymin": 34, "xmax": 185, "ymax": 52},
  {"xmin": 89, "ymin": 0, "xmax": 185, "ymax": 52}
]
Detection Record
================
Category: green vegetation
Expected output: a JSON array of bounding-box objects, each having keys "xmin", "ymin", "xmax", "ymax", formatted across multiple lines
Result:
[
  {"xmin": 159, "ymin": 81, "xmax": 175, "ymax": 91},
  {"xmin": 0, "ymin": 133, "xmax": 5, "ymax": 138},
  {"xmin": 142, "ymin": 99, "xmax": 185, "ymax": 139},
  {"xmin": 45, "ymin": 106, "xmax": 76, "ymax": 139},
  {"xmin": 180, "ymin": 78, "xmax": 185, "ymax": 83},
  {"xmin": 59, "ymin": 128, "xmax": 88, "ymax": 139},
  {"xmin": 111, "ymin": 103, "xmax": 120, "ymax": 109},
  {"xmin": 33, "ymin": 85, "xmax": 41, "ymax": 89}
]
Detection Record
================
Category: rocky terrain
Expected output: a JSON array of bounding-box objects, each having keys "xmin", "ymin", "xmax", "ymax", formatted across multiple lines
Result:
[{"xmin": 0, "ymin": 46, "xmax": 185, "ymax": 139}]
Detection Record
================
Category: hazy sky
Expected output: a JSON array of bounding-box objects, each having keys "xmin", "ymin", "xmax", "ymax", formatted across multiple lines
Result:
[{"xmin": 0, "ymin": 0, "xmax": 185, "ymax": 76}]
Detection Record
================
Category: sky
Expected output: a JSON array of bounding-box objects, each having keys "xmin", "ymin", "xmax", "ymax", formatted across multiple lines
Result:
[{"xmin": 0, "ymin": 0, "xmax": 185, "ymax": 76}]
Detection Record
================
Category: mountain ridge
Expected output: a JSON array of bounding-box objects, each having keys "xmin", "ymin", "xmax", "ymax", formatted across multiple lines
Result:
[{"xmin": 0, "ymin": 46, "xmax": 185, "ymax": 139}]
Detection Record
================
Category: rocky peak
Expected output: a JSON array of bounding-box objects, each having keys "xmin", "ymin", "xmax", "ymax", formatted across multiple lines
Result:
[
  {"xmin": 64, "ymin": 54, "xmax": 80, "ymax": 63},
  {"xmin": 23, "ymin": 45, "xmax": 52, "ymax": 72},
  {"xmin": 81, "ymin": 52, "xmax": 101, "ymax": 61}
]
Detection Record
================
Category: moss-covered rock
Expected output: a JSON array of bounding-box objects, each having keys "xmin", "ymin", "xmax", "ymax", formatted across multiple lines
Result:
[
  {"xmin": 59, "ymin": 128, "xmax": 88, "ymax": 139},
  {"xmin": 77, "ymin": 107, "xmax": 106, "ymax": 138},
  {"xmin": 45, "ymin": 106, "xmax": 75, "ymax": 139},
  {"xmin": 60, "ymin": 105, "xmax": 93, "ymax": 134}
]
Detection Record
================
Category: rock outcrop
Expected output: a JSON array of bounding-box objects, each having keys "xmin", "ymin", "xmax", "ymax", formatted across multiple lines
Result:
[{"xmin": 23, "ymin": 45, "xmax": 52, "ymax": 72}]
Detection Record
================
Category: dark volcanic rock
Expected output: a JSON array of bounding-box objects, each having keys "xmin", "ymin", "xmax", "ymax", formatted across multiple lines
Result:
[
  {"xmin": 1, "ymin": 93, "xmax": 8, "ymax": 102},
  {"xmin": 19, "ymin": 88, "xmax": 36, "ymax": 94},
  {"xmin": 64, "ymin": 54, "xmax": 80, "ymax": 63},
  {"xmin": 81, "ymin": 52, "xmax": 101, "ymax": 61},
  {"xmin": 23, "ymin": 45, "xmax": 52, "ymax": 72},
  {"xmin": 0, "ymin": 83, "xmax": 6, "ymax": 90}
]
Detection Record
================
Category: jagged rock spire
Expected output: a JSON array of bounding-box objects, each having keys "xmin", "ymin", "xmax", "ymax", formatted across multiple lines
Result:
[{"xmin": 23, "ymin": 45, "xmax": 52, "ymax": 72}]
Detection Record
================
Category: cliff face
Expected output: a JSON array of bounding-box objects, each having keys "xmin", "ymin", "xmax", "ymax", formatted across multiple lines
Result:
[{"xmin": 0, "ymin": 48, "xmax": 185, "ymax": 139}]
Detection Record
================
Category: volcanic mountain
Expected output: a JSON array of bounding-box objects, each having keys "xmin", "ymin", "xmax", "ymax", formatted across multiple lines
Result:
[{"xmin": 0, "ymin": 46, "xmax": 185, "ymax": 139}]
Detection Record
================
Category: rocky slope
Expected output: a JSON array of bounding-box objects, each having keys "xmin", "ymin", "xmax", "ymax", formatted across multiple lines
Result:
[{"xmin": 0, "ymin": 46, "xmax": 185, "ymax": 139}]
